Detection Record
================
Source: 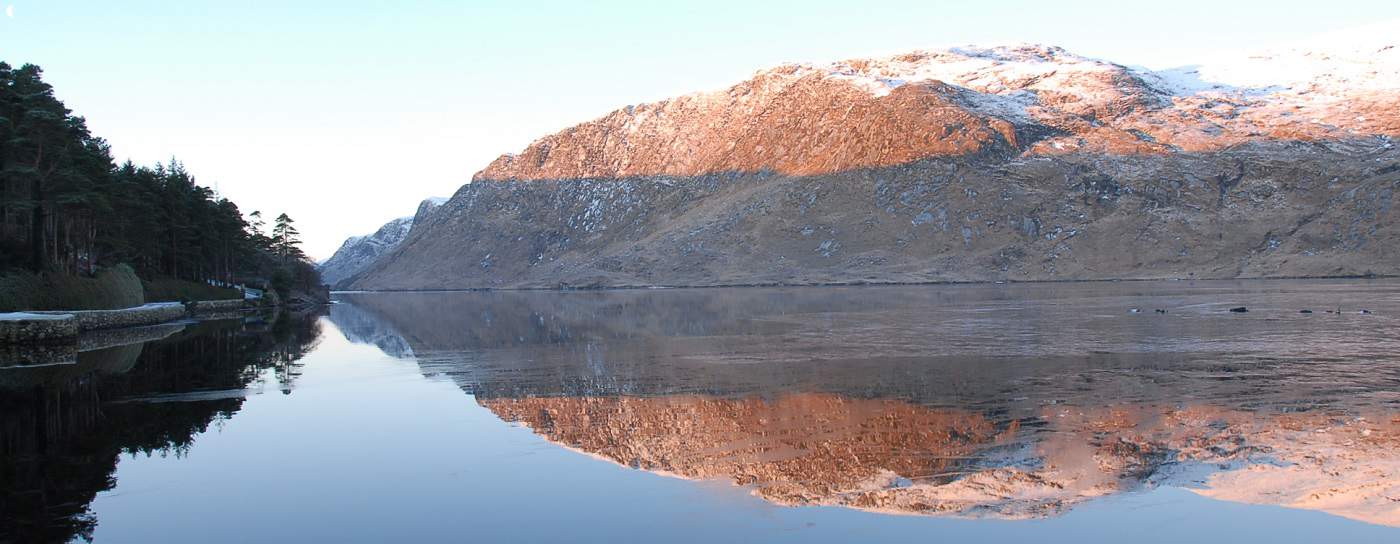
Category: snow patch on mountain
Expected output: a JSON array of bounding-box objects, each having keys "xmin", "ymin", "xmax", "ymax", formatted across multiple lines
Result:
[
  {"xmin": 1142, "ymin": 20, "xmax": 1400, "ymax": 98},
  {"xmin": 796, "ymin": 44, "xmax": 1127, "ymax": 109},
  {"xmin": 783, "ymin": 31, "xmax": 1400, "ymax": 122}
]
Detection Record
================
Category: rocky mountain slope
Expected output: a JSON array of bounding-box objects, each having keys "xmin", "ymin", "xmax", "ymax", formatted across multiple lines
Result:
[
  {"xmin": 352, "ymin": 34, "xmax": 1400, "ymax": 290},
  {"xmin": 317, "ymin": 197, "xmax": 445, "ymax": 288}
]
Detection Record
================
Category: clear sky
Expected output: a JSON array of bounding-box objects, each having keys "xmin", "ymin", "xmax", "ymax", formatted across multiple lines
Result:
[{"xmin": 4, "ymin": 0, "xmax": 1399, "ymax": 259}]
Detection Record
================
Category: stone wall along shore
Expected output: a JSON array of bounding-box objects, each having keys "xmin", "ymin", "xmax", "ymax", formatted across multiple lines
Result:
[
  {"xmin": 189, "ymin": 299, "xmax": 248, "ymax": 314},
  {"xmin": 1, "ymin": 299, "xmax": 247, "ymax": 345},
  {"xmin": 0, "ymin": 313, "xmax": 79, "ymax": 344},
  {"xmin": 35, "ymin": 302, "xmax": 189, "ymax": 331}
]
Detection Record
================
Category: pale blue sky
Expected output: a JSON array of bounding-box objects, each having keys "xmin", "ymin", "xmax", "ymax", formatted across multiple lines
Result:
[{"xmin": 3, "ymin": 0, "xmax": 1398, "ymax": 258}]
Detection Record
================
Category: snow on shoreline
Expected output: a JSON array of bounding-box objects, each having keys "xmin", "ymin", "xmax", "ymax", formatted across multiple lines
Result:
[{"xmin": 0, "ymin": 312, "xmax": 73, "ymax": 321}]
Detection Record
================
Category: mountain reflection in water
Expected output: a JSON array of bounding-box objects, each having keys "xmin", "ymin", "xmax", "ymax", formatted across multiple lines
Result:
[
  {"xmin": 4, "ymin": 282, "xmax": 1398, "ymax": 543},
  {"xmin": 332, "ymin": 282, "xmax": 1400, "ymax": 526}
]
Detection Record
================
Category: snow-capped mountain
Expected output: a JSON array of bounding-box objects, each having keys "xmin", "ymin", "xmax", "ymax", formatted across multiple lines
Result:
[
  {"xmin": 318, "ymin": 197, "xmax": 446, "ymax": 288},
  {"xmin": 475, "ymin": 36, "xmax": 1398, "ymax": 183},
  {"xmin": 349, "ymin": 29, "xmax": 1400, "ymax": 289}
]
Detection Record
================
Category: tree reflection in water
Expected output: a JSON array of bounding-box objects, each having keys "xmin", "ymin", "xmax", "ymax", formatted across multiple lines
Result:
[{"xmin": 0, "ymin": 309, "xmax": 324, "ymax": 543}]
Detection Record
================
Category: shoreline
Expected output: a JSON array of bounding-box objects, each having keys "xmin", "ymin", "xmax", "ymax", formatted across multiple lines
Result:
[
  {"xmin": 335, "ymin": 273, "xmax": 1398, "ymax": 295},
  {"xmin": 0, "ymin": 299, "xmax": 251, "ymax": 346}
]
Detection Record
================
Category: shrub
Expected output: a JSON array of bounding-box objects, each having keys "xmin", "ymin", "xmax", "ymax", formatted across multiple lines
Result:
[
  {"xmin": 142, "ymin": 278, "xmax": 243, "ymax": 303},
  {"xmin": 0, "ymin": 264, "xmax": 146, "ymax": 312}
]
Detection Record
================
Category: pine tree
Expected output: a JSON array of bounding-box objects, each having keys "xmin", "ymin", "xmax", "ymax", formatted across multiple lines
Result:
[
  {"xmin": 247, "ymin": 210, "xmax": 266, "ymax": 239},
  {"xmin": 5, "ymin": 64, "xmax": 75, "ymax": 271},
  {"xmin": 1, "ymin": 63, "xmax": 114, "ymax": 273},
  {"xmin": 0, "ymin": 61, "xmax": 325, "ymax": 295},
  {"xmin": 271, "ymin": 213, "xmax": 303, "ymax": 262}
]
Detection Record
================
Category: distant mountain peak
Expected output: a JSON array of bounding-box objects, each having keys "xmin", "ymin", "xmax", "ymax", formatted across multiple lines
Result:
[{"xmin": 319, "ymin": 197, "xmax": 447, "ymax": 288}]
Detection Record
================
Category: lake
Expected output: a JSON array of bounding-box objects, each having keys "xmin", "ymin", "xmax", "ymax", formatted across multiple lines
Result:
[{"xmin": 3, "ymin": 280, "xmax": 1399, "ymax": 543}]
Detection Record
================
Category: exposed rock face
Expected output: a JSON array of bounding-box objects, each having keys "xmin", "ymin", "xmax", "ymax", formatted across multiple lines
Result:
[
  {"xmin": 353, "ymin": 38, "xmax": 1400, "ymax": 290},
  {"xmin": 319, "ymin": 197, "xmax": 446, "ymax": 289},
  {"xmin": 476, "ymin": 44, "xmax": 1400, "ymax": 181}
]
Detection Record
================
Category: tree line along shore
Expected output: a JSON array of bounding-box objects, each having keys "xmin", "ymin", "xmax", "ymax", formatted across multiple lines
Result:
[{"xmin": 0, "ymin": 61, "xmax": 326, "ymax": 335}]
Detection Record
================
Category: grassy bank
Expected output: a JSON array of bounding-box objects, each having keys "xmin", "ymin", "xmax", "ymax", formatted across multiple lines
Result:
[
  {"xmin": 143, "ymin": 278, "xmax": 242, "ymax": 304},
  {"xmin": 0, "ymin": 265, "xmax": 144, "ymax": 312},
  {"xmin": 0, "ymin": 265, "xmax": 245, "ymax": 312}
]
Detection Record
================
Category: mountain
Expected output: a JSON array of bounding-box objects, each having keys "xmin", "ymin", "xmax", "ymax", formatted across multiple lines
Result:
[
  {"xmin": 351, "ymin": 36, "xmax": 1400, "ymax": 290},
  {"xmin": 317, "ymin": 197, "xmax": 446, "ymax": 289}
]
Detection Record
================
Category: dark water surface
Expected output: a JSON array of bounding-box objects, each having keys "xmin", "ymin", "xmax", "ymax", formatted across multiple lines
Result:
[{"xmin": 3, "ymin": 280, "xmax": 1400, "ymax": 543}]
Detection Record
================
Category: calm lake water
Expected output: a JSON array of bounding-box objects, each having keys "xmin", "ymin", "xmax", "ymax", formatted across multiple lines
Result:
[{"xmin": 4, "ymin": 280, "xmax": 1400, "ymax": 543}]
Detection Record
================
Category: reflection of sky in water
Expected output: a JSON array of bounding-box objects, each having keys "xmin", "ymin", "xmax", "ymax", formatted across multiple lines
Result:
[{"xmin": 58, "ymin": 280, "xmax": 1400, "ymax": 541}]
